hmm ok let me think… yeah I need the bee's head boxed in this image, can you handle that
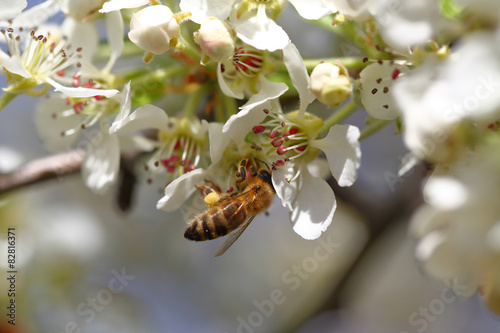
[258,169,273,187]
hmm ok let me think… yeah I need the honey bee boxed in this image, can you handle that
[184,158,275,256]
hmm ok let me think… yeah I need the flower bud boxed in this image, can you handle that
[128,5,179,55]
[62,0,104,21]
[310,62,351,108]
[197,18,235,63]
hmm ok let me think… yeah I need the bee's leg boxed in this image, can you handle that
[203,179,223,194]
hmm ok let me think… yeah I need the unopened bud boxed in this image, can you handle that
[197,18,235,64]
[128,5,180,55]
[62,0,103,21]
[310,62,351,108]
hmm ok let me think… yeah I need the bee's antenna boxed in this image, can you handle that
[255,158,271,171]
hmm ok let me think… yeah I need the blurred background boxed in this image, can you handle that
[1,2,500,333]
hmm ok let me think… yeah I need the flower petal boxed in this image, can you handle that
[222,100,273,143]
[311,124,361,187]
[0,0,26,20]
[217,62,244,99]
[423,176,468,210]
[11,0,60,27]
[240,75,288,111]
[283,42,315,113]
[61,18,99,63]
[46,78,119,98]
[272,164,297,211]
[118,134,156,153]
[36,95,82,152]
[99,0,149,13]
[82,132,120,195]
[103,10,125,72]
[288,0,336,20]
[179,0,235,24]
[290,167,336,239]
[112,104,169,133]
[208,122,227,165]
[234,5,289,52]
[156,168,207,211]
[0,51,30,78]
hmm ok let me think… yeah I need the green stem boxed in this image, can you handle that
[359,119,392,141]
[222,93,237,118]
[320,101,358,136]
[183,84,210,119]
[0,92,17,111]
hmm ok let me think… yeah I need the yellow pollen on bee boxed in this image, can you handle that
[204,192,220,206]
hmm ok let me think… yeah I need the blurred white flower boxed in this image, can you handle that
[99,0,149,13]
[411,141,500,313]
[394,30,500,162]
[128,5,180,55]
[61,0,105,21]
[0,0,27,20]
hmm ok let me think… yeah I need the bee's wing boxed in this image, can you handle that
[214,213,257,257]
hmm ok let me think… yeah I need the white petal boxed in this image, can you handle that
[35,95,82,152]
[359,61,410,120]
[103,10,124,72]
[82,132,120,195]
[0,51,29,78]
[423,176,468,210]
[61,18,98,63]
[156,168,207,211]
[217,62,244,99]
[311,124,361,187]
[272,164,297,211]
[234,5,289,52]
[283,42,316,113]
[46,78,119,98]
[11,0,60,27]
[0,0,26,20]
[240,76,288,111]
[108,82,132,133]
[222,100,272,144]
[179,0,234,24]
[290,167,336,239]
[112,104,169,133]
[288,0,336,20]
[397,152,420,177]
[208,122,227,165]
[118,134,156,153]
[99,0,149,13]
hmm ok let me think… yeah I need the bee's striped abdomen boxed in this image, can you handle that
[184,199,248,242]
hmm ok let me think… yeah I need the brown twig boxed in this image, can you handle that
[0,149,84,195]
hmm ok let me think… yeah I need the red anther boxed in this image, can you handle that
[65,97,71,105]
[296,146,307,152]
[167,165,176,173]
[227,187,234,193]
[161,156,181,167]
[184,165,195,173]
[56,70,65,76]
[281,121,285,127]
[174,140,181,150]
[72,80,80,87]
[284,158,289,162]
[271,137,283,147]
[289,128,299,135]
[284,137,289,141]
[263,109,269,114]
[277,145,287,155]
[73,73,81,79]
[94,95,104,101]
[269,129,279,139]
[391,68,401,80]
[73,102,83,114]
[253,125,266,134]
[275,160,284,166]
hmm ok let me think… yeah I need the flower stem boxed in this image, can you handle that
[183,84,210,119]
[320,101,357,136]
[0,92,17,112]
[359,119,392,141]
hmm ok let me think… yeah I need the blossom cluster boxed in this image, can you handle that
[2,0,500,314]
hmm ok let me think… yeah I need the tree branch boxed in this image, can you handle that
[0,149,84,195]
